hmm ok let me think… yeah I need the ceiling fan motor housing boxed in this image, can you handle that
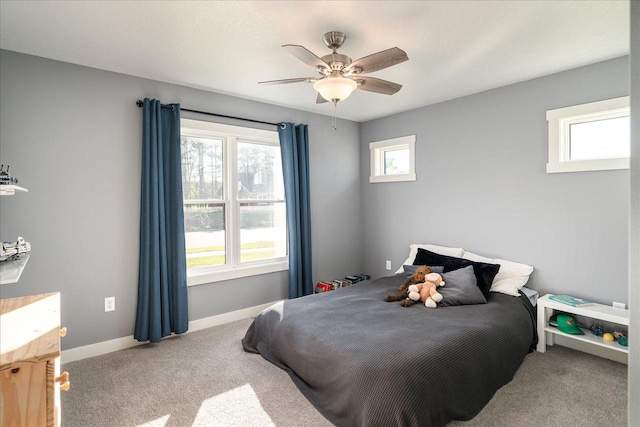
[321,53,352,72]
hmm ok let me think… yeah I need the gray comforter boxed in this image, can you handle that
[242,274,536,427]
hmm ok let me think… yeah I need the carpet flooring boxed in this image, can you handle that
[61,318,627,427]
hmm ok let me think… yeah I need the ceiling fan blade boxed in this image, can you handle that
[283,44,331,72]
[258,77,317,85]
[316,93,328,104]
[354,76,402,95]
[344,47,408,74]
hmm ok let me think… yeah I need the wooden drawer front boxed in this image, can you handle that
[1,361,49,427]
[1,293,61,371]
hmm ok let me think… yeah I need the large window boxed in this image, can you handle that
[546,96,630,173]
[181,119,287,285]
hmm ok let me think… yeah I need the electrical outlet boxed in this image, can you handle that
[105,297,115,312]
[385,260,392,270]
[612,301,625,309]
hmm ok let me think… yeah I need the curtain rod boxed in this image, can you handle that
[135,100,283,128]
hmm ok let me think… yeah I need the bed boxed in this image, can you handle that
[242,245,537,427]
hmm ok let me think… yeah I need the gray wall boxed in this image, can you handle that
[0,49,362,350]
[360,56,630,305]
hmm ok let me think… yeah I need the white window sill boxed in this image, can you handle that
[370,173,417,183]
[546,158,629,173]
[187,259,288,286]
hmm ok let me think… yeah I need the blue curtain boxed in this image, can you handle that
[278,123,313,298]
[135,98,189,343]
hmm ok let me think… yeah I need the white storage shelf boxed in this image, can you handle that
[537,294,629,355]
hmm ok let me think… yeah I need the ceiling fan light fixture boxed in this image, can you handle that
[313,77,358,103]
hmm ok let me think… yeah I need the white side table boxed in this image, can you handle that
[536,294,629,356]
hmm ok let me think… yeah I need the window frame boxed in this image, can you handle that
[546,96,630,173]
[181,119,288,286]
[369,135,417,183]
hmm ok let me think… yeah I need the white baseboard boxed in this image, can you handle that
[188,300,281,332]
[60,300,282,365]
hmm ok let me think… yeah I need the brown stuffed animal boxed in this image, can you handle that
[384,266,431,306]
[407,272,445,308]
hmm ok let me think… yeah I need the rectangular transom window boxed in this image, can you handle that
[546,96,630,173]
[181,119,287,285]
[369,135,416,183]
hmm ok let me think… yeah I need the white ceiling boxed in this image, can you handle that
[0,1,630,122]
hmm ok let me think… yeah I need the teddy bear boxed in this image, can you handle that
[406,272,445,308]
[384,265,431,304]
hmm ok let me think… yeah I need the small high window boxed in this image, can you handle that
[546,96,630,173]
[369,135,416,183]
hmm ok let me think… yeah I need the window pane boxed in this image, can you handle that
[181,136,224,200]
[184,202,225,269]
[239,202,286,263]
[237,142,284,200]
[383,147,409,175]
[569,116,630,161]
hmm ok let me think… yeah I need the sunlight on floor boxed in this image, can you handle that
[136,414,170,427]
[192,383,275,427]
[134,384,274,426]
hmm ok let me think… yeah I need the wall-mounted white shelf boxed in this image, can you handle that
[1,184,31,284]
[0,254,30,285]
[0,185,28,196]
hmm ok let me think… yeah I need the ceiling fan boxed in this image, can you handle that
[259,31,409,105]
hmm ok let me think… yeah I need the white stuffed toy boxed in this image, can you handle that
[408,272,445,308]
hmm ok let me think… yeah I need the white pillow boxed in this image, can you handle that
[462,251,534,296]
[395,243,466,274]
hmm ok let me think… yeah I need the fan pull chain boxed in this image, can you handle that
[331,101,338,131]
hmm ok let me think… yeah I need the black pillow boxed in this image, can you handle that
[402,264,444,277]
[413,248,500,296]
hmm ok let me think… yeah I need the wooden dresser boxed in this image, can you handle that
[0,292,68,426]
